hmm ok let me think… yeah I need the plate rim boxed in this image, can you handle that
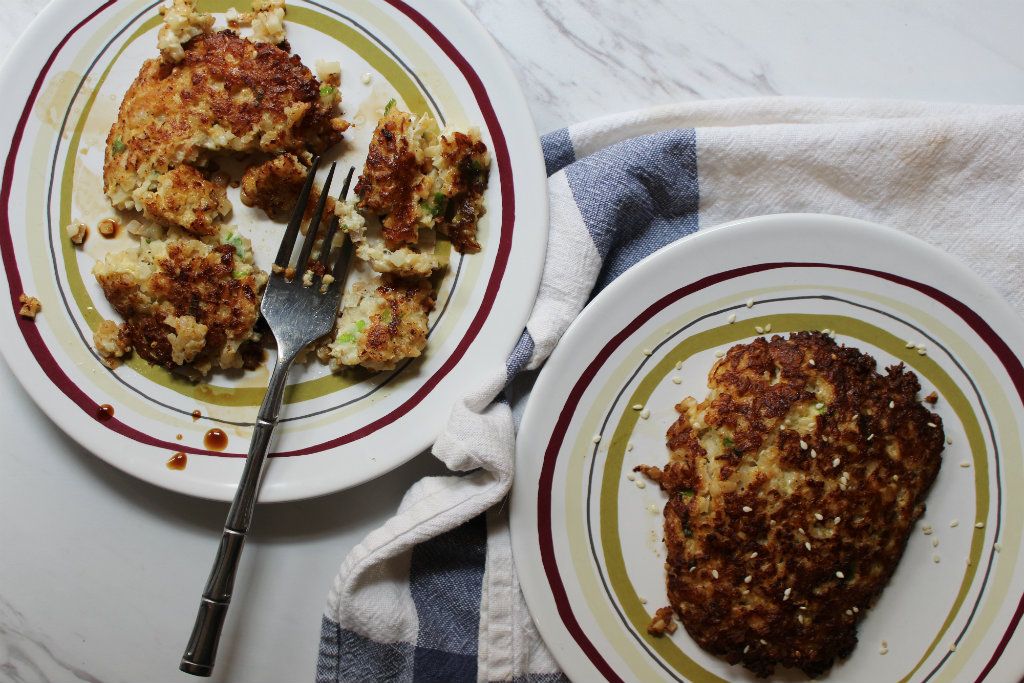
[0,0,548,502]
[511,212,1024,682]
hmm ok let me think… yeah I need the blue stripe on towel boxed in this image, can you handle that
[563,129,699,294]
[410,513,487,682]
[540,128,576,176]
[505,329,536,380]
[317,617,415,683]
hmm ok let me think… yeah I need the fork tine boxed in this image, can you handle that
[294,162,337,275]
[274,155,322,268]
[316,166,356,268]
[331,229,355,284]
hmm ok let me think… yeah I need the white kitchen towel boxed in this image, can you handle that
[316,98,1024,683]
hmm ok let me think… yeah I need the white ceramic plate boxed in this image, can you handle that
[511,215,1024,682]
[0,0,546,502]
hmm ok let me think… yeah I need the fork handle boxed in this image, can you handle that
[180,354,295,677]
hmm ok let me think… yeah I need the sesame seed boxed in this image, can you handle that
[822,328,831,335]
[642,348,653,356]
[627,442,634,452]
[922,525,933,535]
[592,434,602,444]
[879,645,889,655]
[799,605,807,610]
[950,519,959,528]
[916,343,926,351]
[742,589,750,594]
[843,471,850,480]
[836,571,845,579]
[715,350,726,358]
[744,575,752,583]
[765,323,772,332]
[746,298,754,308]
[743,645,750,654]
[947,436,953,445]
[933,554,941,563]
[784,587,792,598]
[833,457,841,467]
[690,566,697,572]
[906,341,915,349]
[798,615,804,624]
[976,522,985,529]
[853,606,859,613]
[830,331,837,339]
[742,506,752,513]
[960,461,971,468]
[810,449,817,458]
[805,541,812,551]
[640,409,650,419]
[760,639,767,645]
[640,597,647,604]
[750,551,758,558]
[892,475,899,481]
[800,440,808,450]
[834,517,841,524]
[728,313,737,324]
[995,542,1002,552]
[798,527,805,535]
[711,569,719,579]
[932,538,940,548]
[814,513,824,521]
[675,361,683,370]
[815,402,825,410]
[918,348,927,356]
[928,422,937,428]
[809,359,816,366]
[626,473,635,481]
[672,376,682,384]
[632,404,643,410]
[755,325,764,334]
[635,479,646,489]
[867,433,875,441]
[889,400,895,409]
[647,504,659,514]
[846,609,853,616]
[361,72,372,84]
[950,643,957,652]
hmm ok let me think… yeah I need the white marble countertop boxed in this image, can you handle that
[1,1,1022,682]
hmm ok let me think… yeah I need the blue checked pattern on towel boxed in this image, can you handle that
[317,100,1024,683]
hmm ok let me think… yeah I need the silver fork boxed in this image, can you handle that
[180,158,355,677]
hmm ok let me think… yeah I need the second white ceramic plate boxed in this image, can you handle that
[512,214,1024,682]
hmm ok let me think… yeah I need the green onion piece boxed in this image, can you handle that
[354,319,367,333]
[337,332,356,344]
[111,137,126,154]
[320,84,335,97]
[384,98,396,114]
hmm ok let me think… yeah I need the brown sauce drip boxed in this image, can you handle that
[96,404,114,421]
[204,428,228,451]
[97,218,120,239]
[166,452,188,470]
[191,409,202,421]
[175,433,183,440]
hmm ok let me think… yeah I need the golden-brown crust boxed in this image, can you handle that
[104,30,347,234]
[354,110,431,246]
[641,332,944,677]
[96,242,261,369]
[434,130,488,253]
[359,275,434,368]
[239,153,332,221]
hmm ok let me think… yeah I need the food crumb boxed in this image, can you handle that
[975,522,985,529]
[647,606,677,636]
[671,376,682,384]
[640,408,650,420]
[933,554,941,563]
[632,403,643,410]
[727,313,736,324]
[626,442,634,452]
[960,460,971,468]
[97,218,118,237]
[641,348,653,356]
[18,294,41,319]
[745,298,753,308]
[755,325,764,334]
[592,434,602,444]
[879,641,889,655]
[635,479,647,489]
[361,72,372,84]
[994,542,1002,552]
[66,220,88,244]
[925,391,938,404]
[950,519,959,528]
[625,472,635,481]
